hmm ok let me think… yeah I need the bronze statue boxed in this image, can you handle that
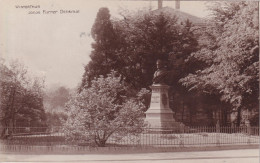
[153,59,169,84]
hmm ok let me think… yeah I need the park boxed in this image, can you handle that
[0,0,259,162]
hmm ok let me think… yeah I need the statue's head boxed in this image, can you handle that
[156,59,164,69]
[153,59,168,84]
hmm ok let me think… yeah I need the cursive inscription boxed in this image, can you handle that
[15,4,80,15]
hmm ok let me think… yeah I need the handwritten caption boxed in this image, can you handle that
[15,5,80,15]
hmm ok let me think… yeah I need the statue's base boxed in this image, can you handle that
[145,118,181,129]
[145,84,182,131]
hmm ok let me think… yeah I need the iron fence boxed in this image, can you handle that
[0,126,259,147]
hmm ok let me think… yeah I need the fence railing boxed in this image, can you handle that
[0,126,259,147]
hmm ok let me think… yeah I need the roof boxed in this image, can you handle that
[152,7,206,26]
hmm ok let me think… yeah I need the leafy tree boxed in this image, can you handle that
[0,59,46,138]
[43,86,70,127]
[115,12,181,88]
[114,11,200,120]
[49,87,70,108]
[64,71,148,147]
[180,2,259,126]
[80,7,119,90]
[45,111,67,127]
[44,86,70,111]
[79,8,202,126]
[80,8,200,91]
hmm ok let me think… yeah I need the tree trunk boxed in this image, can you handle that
[208,110,214,126]
[237,107,241,127]
[181,101,184,121]
[189,110,192,124]
[222,108,227,126]
[9,87,16,135]
[1,120,10,139]
[98,139,106,147]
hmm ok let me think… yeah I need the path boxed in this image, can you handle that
[0,148,259,163]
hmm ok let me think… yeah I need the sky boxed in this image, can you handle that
[0,0,209,89]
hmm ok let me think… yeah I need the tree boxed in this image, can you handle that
[115,12,181,88]
[43,86,70,112]
[64,71,148,147]
[80,8,200,92]
[0,59,46,138]
[43,86,70,127]
[180,2,259,126]
[45,111,67,127]
[80,7,119,90]
[114,11,200,120]
[79,8,202,126]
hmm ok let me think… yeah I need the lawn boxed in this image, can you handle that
[1,131,259,147]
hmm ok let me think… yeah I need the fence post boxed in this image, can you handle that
[245,120,251,135]
[216,121,220,146]
[179,123,185,147]
[216,120,220,133]
[245,120,251,144]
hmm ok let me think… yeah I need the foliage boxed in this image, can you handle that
[249,113,259,126]
[180,2,259,117]
[80,7,119,90]
[43,86,70,127]
[45,86,70,109]
[79,7,204,125]
[81,8,199,90]
[115,11,199,89]
[0,59,47,138]
[45,111,68,127]
[64,71,148,147]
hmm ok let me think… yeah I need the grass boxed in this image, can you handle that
[0,131,259,154]
[1,132,258,147]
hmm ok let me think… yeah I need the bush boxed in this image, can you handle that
[63,71,148,147]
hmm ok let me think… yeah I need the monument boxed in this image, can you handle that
[145,60,180,129]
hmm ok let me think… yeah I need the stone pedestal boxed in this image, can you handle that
[145,84,180,129]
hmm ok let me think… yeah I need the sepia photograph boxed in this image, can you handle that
[0,0,259,162]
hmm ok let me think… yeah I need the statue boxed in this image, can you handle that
[145,59,181,129]
[153,59,169,84]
